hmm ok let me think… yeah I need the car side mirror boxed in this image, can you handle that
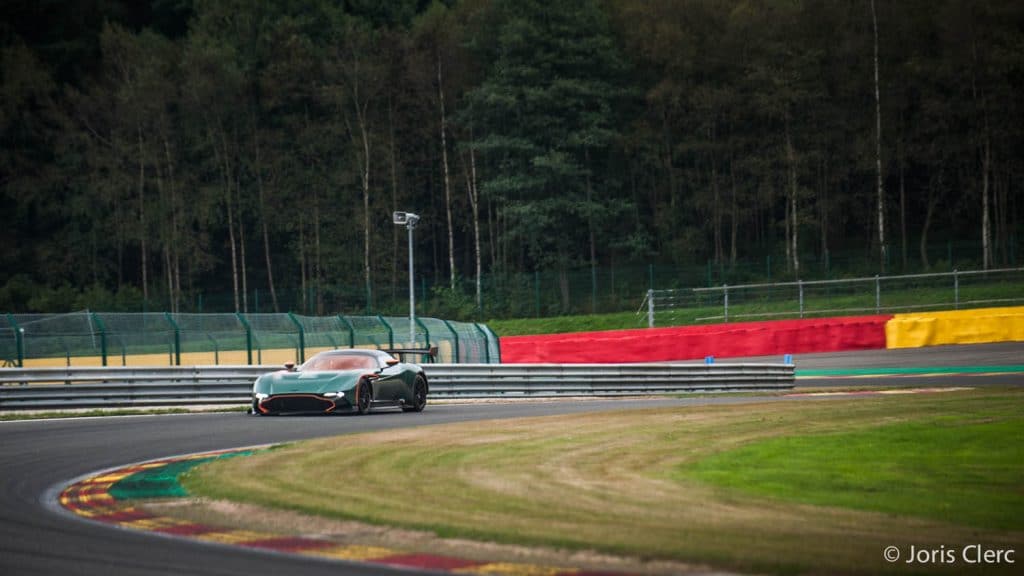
[386,359,399,367]
[284,361,296,371]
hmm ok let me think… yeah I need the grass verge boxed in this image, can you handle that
[183,389,1023,575]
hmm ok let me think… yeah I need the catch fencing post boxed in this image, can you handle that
[9,314,24,368]
[338,315,355,348]
[954,269,960,309]
[442,320,461,363]
[875,275,881,314]
[415,317,430,349]
[647,289,655,328]
[236,313,253,365]
[481,323,501,363]
[377,315,394,349]
[473,323,491,363]
[723,284,729,322]
[287,313,305,363]
[798,280,804,318]
[164,313,181,366]
[91,313,108,367]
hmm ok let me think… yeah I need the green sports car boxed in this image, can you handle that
[251,348,431,415]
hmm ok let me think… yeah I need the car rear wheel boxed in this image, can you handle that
[356,379,373,415]
[402,375,427,413]
[250,398,264,416]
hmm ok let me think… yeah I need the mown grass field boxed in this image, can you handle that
[183,389,1023,575]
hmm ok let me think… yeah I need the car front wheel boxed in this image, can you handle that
[356,379,373,415]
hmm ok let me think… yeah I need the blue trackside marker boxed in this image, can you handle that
[784,354,793,365]
[704,355,714,365]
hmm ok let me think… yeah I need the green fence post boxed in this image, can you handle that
[481,323,501,364]
[206,333,220,365]
[91,313,108,367]
[287,312,306,362]
[338,315,355,348]
[164,312,181,366]
[442,320,460,363]
[8,314,24,368]
[377,315,394,349]
[236,313,253,365]
[473,323,491,364]
[414,317,431,362]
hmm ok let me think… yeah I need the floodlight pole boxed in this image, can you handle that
[394,212,420,345]
[407,219,415,344]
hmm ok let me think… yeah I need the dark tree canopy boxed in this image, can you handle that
[1,0,1022,316]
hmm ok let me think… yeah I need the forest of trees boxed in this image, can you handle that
[1,0,1022,317]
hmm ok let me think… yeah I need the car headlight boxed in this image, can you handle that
[323,391,345,398]
[254,393,269,400]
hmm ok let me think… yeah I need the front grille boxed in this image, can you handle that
[262,395,333,414]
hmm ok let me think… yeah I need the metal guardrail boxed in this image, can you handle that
[0,364,793,410]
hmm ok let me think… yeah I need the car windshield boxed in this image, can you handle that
[301,354,378,371]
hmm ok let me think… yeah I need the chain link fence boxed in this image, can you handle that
[642,267,1024,326]
[0,313,499,368]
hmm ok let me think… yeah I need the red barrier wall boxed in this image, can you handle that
[499,315,892,363]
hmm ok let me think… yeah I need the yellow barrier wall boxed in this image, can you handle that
[885,306,1024,349]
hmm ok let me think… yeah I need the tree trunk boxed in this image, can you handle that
[116,201,124,290]
[437,50,456,291]
[208,122,241,313]
[339,37,374,313]
[871,0,886,272]
[461,136,483,310]
[663,111,676,211]
[347,87,373,313]
[162,134,180,313]
[899,137,907,271]
[240,218,248,313]
[920,175,941,269]
[585,149,597,314]
[299,212,308,314]
[710,123,722,264]
[314,191,323,315]
[982,130,992,269]
[137,127,148,304]
[819,154,829,269]
[784,113,799,275]
[487,194,496,274]
[388,94,399,302]
[729,154,738,266]
[251,115,280,313]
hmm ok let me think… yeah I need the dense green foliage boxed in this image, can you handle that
[2,0,1022,317]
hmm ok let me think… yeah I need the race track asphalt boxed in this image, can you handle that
[2,342,1021,576]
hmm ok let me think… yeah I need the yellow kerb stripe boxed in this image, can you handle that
[456,563,575,576]
[194,530,276,544]
[304,545,398,561]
